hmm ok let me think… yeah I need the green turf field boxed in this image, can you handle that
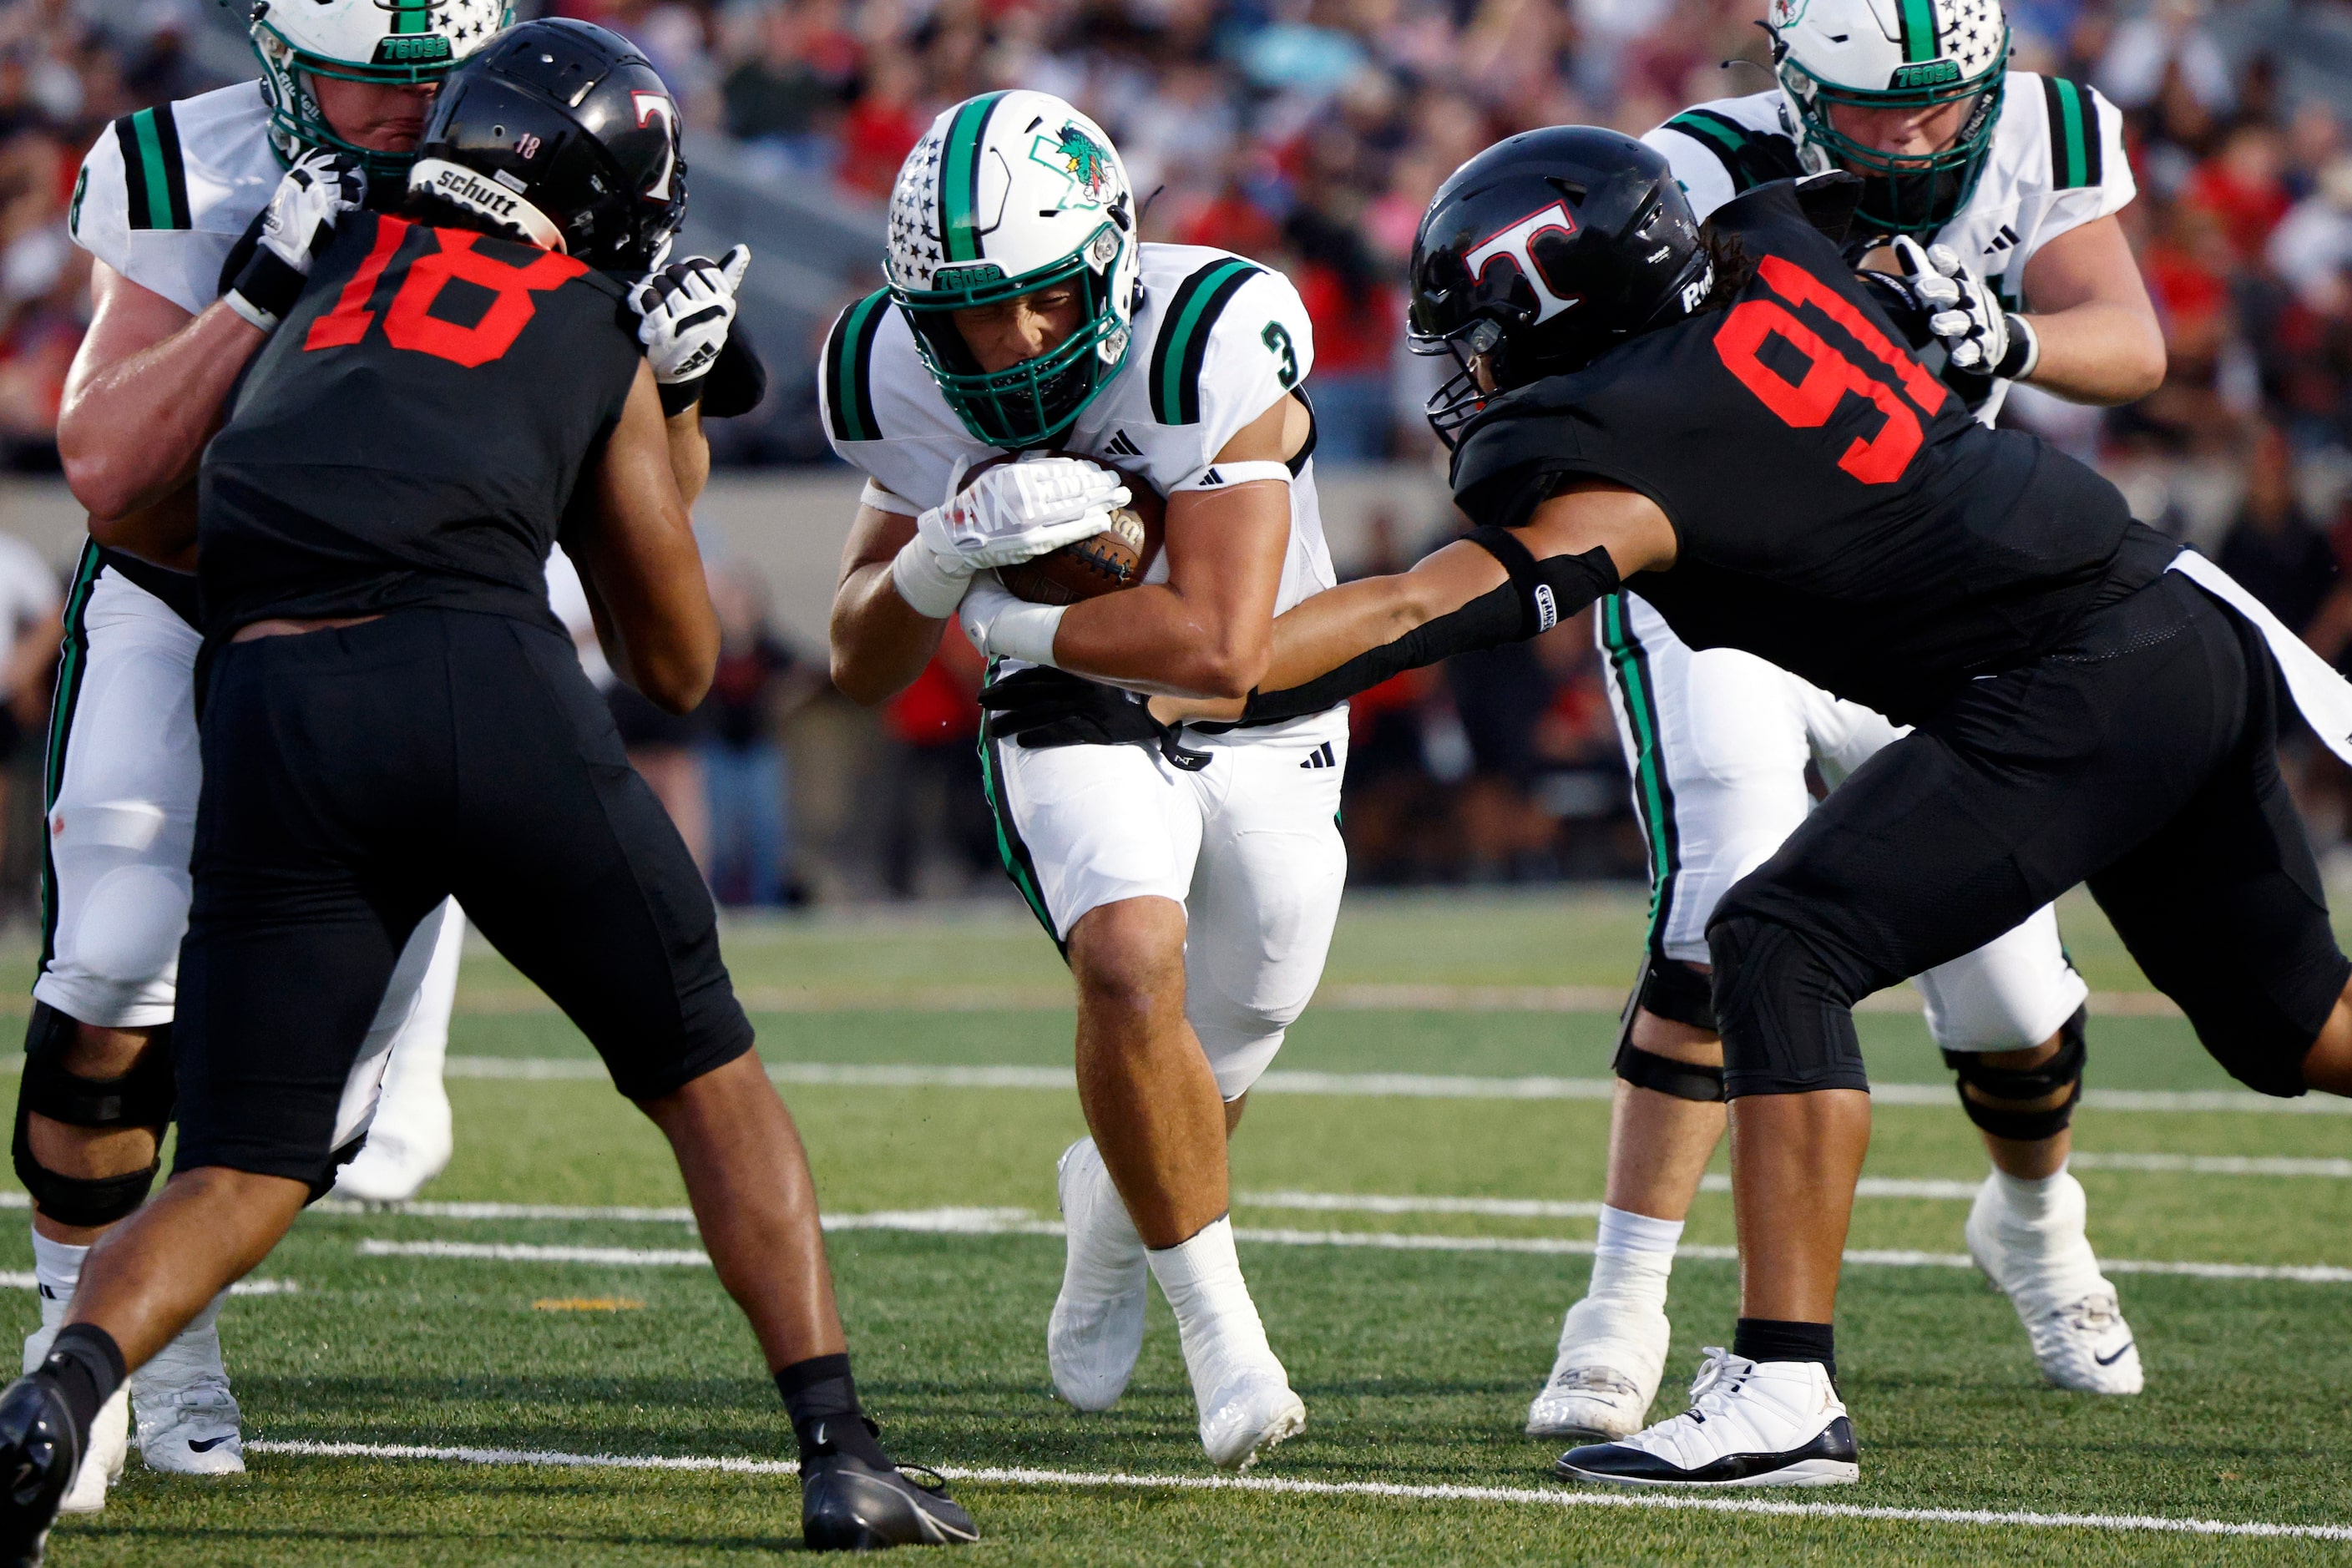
[8,888,2352,1564]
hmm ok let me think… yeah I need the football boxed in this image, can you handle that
[965,453,1166,605]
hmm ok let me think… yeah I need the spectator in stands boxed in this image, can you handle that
[703,560,813,907]
[2218,422,2337,634]
[0,528,56,902]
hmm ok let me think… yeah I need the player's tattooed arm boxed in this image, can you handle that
[2011,215,2166,406]
[1225,479,1676,724]
[58,263,265,532]
[566,361,721,714]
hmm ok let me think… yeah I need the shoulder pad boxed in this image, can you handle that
[822,288,892,444]
[2037,77,2106,192]
[1658,108,1803,198]
[1146,255,1266,426]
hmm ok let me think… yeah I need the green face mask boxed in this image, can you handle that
[890,225,1131,450]
[1783,33,2008,236]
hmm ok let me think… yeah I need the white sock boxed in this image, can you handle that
[30,1232,85,1323]
[1148,1216,1271,1359]
[1992,1165,2074,1227]
[1588,1205,1681,1304]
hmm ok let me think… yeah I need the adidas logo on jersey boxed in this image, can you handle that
[1300,741,1337,770]
[1103,429,1142,458]
[1198,467,1226,486]
[1985,225,2021,255]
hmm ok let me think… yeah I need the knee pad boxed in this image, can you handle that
[12,1002,174,1227]
[1706,912,1871,1097]
[1630,953,1717,1033]
[1612,1039,1725,1102]
[1941,1007,2086,1142]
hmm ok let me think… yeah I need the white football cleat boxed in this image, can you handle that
[331,1093,453,1206]
[1046,1137,1149,1412]
[24,1324,127,1512]
[1185,1332,1305,1471]
[1526,1292,1672,1439]
[131,1307,245,1475]
[1556,1348,1859,1488]
[1965,1171,2142,1395]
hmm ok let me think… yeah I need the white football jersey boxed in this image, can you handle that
[69,81,281,316]
[1646,73,2132,420]
[822,242,1337,618]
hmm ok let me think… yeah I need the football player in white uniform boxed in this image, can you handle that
[34,0,506,1506]
[827,91,1340,1470]
[1527,0,2168,1444]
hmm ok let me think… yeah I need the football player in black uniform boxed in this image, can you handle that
[0,22,974,1559]
[1009,127,2352,1486]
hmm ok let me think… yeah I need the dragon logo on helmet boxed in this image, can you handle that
[1029,124,1116,212]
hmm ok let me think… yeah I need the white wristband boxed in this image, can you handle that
[889,534,970,620]
[1173,459,1293,493]
[221,289,279,333]
[989,600,1068,666]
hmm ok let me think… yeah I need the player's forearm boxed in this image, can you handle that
[91,486,200,572]
[58,301,266,522]
[827,563,946,706]
[663,407,711,509]
[1047,585,1273,699]
[2015,299,2167,406]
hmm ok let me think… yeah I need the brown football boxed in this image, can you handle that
[964,453,1166,606]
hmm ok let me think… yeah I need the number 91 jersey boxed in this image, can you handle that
[822,242,1338,617]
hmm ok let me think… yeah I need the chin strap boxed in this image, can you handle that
[1241,533,1618,725]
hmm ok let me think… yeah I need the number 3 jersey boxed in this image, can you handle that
[820,242,1338,619]
[1450,180,2163,728]
[198,211,640,641]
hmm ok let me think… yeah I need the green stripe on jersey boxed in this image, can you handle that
[825,290,890,443]
[938,93,1005,264]
[2042,77,2101,190]
[1148,258,1262,426]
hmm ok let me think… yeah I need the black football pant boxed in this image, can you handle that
[174,608,755,1191]
[1709,572,2351,1100]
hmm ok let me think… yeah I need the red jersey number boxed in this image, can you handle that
[1710,255,1944,487]
[305,220,589,367]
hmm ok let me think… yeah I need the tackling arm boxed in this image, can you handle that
[1232,480,1677,723]
[57,262,267,541]
[2014,215,2167,405]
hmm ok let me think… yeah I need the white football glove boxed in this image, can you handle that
[224,150,364,331]
[956,569,1067,667]
[888,453,1127,620]
[1890,234,2037,381]
[632,245,751,401]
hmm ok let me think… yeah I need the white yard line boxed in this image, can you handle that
[240,1438,2352,1541]
[427,1056,2352,1115]
[354,1212,2352,1283]
[2068,1152,2352,1178]
[0,1270,296,1295]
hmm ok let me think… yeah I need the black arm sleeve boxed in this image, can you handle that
[1239,540,1619,724]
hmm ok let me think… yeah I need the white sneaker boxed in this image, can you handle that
[1046,1138,1149,1412]
[1526,1292,1672,1439]
[331,1094,453,1206]
[1965,1172,2142,1394]
[132,1323,245,1475]
[1556,1349,1859,1487]
[1183,1331,1306,1471]
[24,1325,127,1513]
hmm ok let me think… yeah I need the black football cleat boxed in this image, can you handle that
[799,1419,978,1550]
[0,1373,82,1567]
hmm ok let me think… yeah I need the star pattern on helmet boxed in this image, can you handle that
[886,126,950,286]
[1939,0,2004,73]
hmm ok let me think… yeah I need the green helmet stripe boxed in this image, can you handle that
[1151,258,1261,424]
[1897,0,1939,63]
[392,0,428,34]
[938,92,1006,264]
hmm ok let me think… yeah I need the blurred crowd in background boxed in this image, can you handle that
[0,0,2346,906]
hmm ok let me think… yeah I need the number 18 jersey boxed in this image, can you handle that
[198,212,641,641]
[1450,181,2149,726]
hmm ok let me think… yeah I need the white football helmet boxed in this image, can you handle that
[1766,0,2010,234]
[884,89,1143,448]
[249,0,512,179]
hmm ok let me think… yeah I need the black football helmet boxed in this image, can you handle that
[405,19,685,273]
[1409,127,1712,447]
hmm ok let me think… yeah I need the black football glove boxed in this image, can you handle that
[979,666,1209,771]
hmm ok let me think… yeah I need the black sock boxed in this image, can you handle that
[776,1353,890,1468]
[1732,1318,1836,1383]
[40,1324,126,1442]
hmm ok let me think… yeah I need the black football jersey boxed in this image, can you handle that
[199,211,641,640]
[1449,181,2160,725]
